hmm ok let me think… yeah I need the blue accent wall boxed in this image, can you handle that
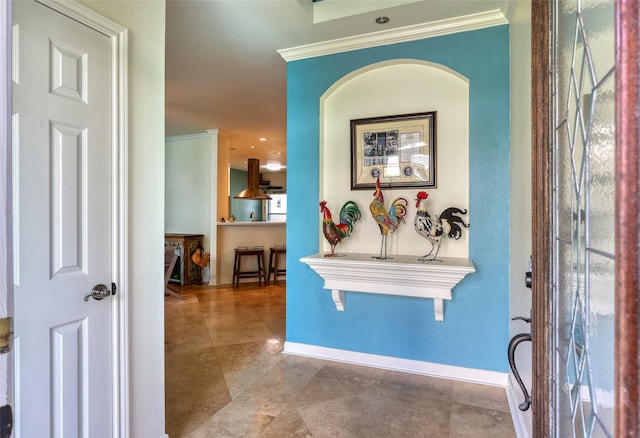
[286,25,511,372]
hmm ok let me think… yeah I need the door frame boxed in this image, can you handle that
[531,0,552,435]
[614,0,640,436]
[0,0,11,412]
[531,0,640,436]
[1,1,130,435]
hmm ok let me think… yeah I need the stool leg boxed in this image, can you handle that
[262,252,267,285]
[233,252,239,287]
[256,253,262,286]
[273,252,278,282]
[277,252,281,280]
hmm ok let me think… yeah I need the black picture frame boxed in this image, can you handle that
[350,112,436,190]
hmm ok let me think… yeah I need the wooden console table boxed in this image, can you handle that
[165,234,203,285]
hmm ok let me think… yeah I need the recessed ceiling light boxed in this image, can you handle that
[250,145,256,149]
[258,137,267,141]
[276,152,282,155]
[375,16,389,24]
[265,163,282,171]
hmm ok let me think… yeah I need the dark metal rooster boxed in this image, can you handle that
[414,191,469,261]
[320,200,361,257]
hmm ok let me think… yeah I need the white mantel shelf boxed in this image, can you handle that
[300,253,476,322]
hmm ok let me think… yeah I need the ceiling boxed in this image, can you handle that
[165,0,510,173]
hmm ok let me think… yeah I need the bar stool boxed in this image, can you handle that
[268,245,286,283]
[233,246,266,287]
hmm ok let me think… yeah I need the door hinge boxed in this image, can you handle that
[0,405,12,438]
[0,318,12,354]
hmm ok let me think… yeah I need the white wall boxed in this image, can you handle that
[166,133,212,283]
[509,1,533,436]
[78,1,166,436]
[321,60,470,258]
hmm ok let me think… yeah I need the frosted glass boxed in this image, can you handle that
[553,0,615,436]
[587,75,615,255]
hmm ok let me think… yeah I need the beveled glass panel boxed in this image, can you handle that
[587,75,615,255]
[556,1,579,126]
[557,369,575,437]
[557,242,575,336]
[580,0,615,84]
[553,0,615,436]
[557,121,575,242]
[586,251,614,435]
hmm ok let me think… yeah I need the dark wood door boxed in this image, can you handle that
[531,0,640,436]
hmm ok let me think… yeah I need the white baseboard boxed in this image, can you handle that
[506,373,532,438]
[283,341,509,387]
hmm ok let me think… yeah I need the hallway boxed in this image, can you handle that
[164,283,516,437]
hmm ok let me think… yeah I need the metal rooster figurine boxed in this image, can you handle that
[369,177,408,259]
[320,200,361,257]
[414,191,469,261]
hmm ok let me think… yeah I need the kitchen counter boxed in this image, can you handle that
[216,222,286,284]
[218,221,285,226]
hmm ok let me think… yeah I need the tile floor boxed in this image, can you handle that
[164,282,516,438]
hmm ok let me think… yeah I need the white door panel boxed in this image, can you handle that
[12,1,114,436]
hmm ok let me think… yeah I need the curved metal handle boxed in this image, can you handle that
[508,332,532,411]
[84,284,110,302]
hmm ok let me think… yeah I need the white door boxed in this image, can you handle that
[12,1,114,436]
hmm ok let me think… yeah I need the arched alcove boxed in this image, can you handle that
[319,60,470,258]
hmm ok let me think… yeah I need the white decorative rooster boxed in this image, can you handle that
[414,191,469,261]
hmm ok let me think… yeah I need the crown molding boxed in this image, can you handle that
[500,0,516,23]
[278,9,508,62]
[165,132,213,142]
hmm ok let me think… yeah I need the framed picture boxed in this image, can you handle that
[350,112,436,190]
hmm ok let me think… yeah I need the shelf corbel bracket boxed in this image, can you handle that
[434,299,444,322]
[331,289,345,311]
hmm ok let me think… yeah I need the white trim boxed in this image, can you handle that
[207,129,218,286]
[501,0,516,23]
[0,0,12,409]
[114,23,129,438]
[37,0,125,37]
[33,1,130,436]
[278,9,508,62]
[507,373,532,438]
[165,132,212,142]
[283,341,509,387]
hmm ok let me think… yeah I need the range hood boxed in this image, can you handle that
[233,158,272,200]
